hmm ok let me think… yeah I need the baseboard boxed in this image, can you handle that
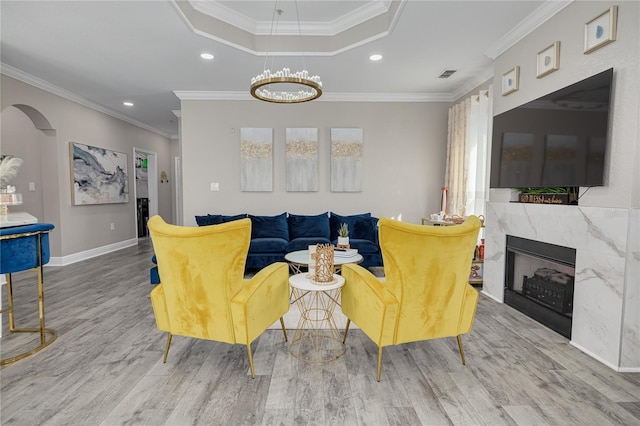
[480,290,503,304]
[568,340,635,372]
[48,238,138,267]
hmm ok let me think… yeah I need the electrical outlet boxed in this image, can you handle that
[28,182,36,191]
[110,223,115,231]
[210,182,219,191]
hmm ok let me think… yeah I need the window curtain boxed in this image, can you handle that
[444,86,493,217]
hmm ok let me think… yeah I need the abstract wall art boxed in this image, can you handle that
[286,128,318,192]
[70,142,129,205]
[330,128,363,192]
[240,128,273,192]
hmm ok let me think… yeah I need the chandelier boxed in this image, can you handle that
[249,2,323,103]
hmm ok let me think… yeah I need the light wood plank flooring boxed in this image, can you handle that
[1,239,639,425]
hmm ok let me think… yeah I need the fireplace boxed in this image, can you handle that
[504,235,576,338]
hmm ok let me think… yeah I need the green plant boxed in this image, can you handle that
[515,187,570,194]
[338,223,349,238]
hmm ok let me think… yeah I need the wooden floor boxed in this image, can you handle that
[1,239,639,425]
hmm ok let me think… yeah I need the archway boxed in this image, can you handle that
[0,104,61,253]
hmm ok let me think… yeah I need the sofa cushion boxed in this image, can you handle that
[288,212,330,240]
[285,237,332,253]
[249,237,288,253]
[353,216,378,242]
[329,212,371,240]
[249,213,289,240]
[195,213,247,226]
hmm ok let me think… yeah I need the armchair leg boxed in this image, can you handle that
[377,346,383,382]
[246,343,255,379]
[279,317,288,342]
[342,319,351,344]
[456,335,466,365]
[162,333,173,363]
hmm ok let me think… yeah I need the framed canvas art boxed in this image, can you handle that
[286,128,318,192]
[584,6,618,54]
[331,128,363,192]
[240,128,273,192]
[70,142,129,205]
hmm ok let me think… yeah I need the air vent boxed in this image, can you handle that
[438,70,457,78]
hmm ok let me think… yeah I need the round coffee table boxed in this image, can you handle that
[288,273,346,363]
[284,249,363,274]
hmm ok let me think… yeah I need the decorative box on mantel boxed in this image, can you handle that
[518,192,576,205]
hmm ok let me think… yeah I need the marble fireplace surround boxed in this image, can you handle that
[483,201,639,372]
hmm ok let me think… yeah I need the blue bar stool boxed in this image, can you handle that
[1,223,57,365]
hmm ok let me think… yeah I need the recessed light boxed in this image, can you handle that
[200,53,214,60]
[369,54,382,61]
[123,101,134,107]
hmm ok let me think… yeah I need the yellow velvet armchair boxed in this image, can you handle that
[341,216,482,381]
[147,216,289,378]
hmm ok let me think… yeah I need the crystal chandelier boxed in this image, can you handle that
[249,2,323,104]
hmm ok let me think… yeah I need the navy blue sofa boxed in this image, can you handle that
[195,211,382,270]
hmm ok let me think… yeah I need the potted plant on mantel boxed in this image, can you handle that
[337,223,350,247]
[516,187,578,205]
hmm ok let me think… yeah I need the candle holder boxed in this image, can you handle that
[313,244,335,284]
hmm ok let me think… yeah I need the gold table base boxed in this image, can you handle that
[289,286,345,363]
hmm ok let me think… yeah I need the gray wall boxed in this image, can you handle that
[1,74,175,259]
[179,100,451,225]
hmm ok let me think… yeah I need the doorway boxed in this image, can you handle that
[133,148,158,238]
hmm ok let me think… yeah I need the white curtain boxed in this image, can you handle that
[444,86,493,218]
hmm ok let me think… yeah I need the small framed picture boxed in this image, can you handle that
[536,41,560,78]
[584,5,618,54]
[501,66,519,96]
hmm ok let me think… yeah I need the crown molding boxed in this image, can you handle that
[484,0,573,59]
[451,67,495,101]
[173,90,453,103]
[1,64,172,139]
[190,0,392,37]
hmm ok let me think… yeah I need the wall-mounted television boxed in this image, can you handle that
[490,68,613,188]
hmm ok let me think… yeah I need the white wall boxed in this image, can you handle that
[179,99,451,225]
[1,74,175,259]
[485,1,639,370]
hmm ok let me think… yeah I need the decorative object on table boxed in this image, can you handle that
[240,128,273,192]
[440,186,448,214]
[516,187,577,205]
[0,223,57,365]
[501,66,519,96]
[337,223,350,248]
[341,216,483,381]
[249,3,322,103]
[286,128,318,192]
[314,244,335,284]
[331,128,363,192]
[0,156,24,216]
[70,142,129,205]
[584,5,618,54]
[537,41,560,78]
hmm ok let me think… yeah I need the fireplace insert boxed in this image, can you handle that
[504,235,576,338]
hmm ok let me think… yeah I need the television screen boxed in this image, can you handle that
[490,68,613,188]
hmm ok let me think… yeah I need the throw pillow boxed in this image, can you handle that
[288,212,330,240]
[249,213,289,240]
[195,214,247,226]
[329,212,371,240]
[353,217,378,242]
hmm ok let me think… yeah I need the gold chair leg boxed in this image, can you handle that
[162,333,173,363]
[37,265,46,344]
[6,273,15,331]
[279,317,288,342]
[457,335,466,365]
[342,319,351,344]
[377,346,383,382]
[247,343,255,379]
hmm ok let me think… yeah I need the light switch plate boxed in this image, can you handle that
[28,182,36,191]
[210,182,219,191]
